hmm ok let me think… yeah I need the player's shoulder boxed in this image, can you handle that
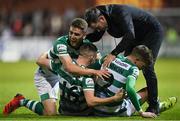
[129,65,139,79]
[83,38,91,43]
[54,35,68,45]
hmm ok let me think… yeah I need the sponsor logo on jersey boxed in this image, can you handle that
[57,44,67,53]
[85,78,94,85]
[114,59,130,70]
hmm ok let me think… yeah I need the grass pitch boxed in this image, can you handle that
[0,58,180,121]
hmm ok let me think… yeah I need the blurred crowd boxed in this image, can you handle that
[158,16,180,43]
[0,8,180,43]
[0,8,79,38]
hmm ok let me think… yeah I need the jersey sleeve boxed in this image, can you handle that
[126,67,141,112]
[51,37,69,57]
[129,66,139,80]
[82,77,95,91]
[49,60,62,73]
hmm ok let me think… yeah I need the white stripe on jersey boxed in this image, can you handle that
[108,85,120,93]
[57,53,69,57]
[107,68,126,84]
[83,89,94,91]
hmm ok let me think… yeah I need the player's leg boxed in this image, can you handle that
[116,88,147,117]
[137,87,177,113]
[3,69,46,116]
[3,93,45,116]
[136,87,148,105]
[40,81,59,115]
[34,69,59,115]
[142,29,163,114]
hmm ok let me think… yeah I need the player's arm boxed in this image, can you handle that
[36,52,50,69]
[84,90,124,107]
[111,10,135,56]
[126,75,142,112]
[59,55,110,79]
[126,75,156,118]
[83,77,124,107]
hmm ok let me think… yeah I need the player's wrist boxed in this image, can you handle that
[86,68,96,76]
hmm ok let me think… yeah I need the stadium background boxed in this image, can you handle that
[0,0,180,120]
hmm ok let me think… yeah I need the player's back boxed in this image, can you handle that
[51,60,94,115]
[95,55,139,114]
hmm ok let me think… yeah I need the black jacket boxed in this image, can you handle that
[86,4,163,55]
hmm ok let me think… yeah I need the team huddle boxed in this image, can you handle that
[3,4,177,118]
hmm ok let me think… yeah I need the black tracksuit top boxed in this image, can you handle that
[86,4,163,56]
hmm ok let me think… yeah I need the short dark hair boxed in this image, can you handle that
[71,18,88,32]
[79,43,98,57]
[131,45,153,66]
[84,7,102,26]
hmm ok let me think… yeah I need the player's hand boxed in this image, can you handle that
[139,111,157,118]
[113,88,125,102]
[93,69,111,80]
[102,54,116,68]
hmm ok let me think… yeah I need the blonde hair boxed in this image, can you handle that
[71,18,88,32]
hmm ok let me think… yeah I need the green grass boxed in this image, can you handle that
[0,58,180,121]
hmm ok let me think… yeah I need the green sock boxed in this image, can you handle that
[20,99,44,115]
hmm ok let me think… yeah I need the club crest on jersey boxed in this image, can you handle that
[85,78,94,85]
[114,59,130,70]
[57,44,67,52]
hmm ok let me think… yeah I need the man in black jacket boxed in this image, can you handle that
[84,4,163,115]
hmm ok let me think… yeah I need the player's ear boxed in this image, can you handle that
[98,15,105,22]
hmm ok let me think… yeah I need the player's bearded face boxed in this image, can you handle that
[69,26,85,47]
[90,16,107,31]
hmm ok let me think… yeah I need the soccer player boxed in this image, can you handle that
[51,43,125,116]
[3,18,109,116]
[84,4,164,114]
[94,45,177,118]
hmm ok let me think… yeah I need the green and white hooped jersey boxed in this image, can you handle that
[95,55,139,114]
[48,35,91,62]
[37,35,89,77]
[51,60,94,113]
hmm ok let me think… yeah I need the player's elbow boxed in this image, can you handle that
[36,53,48,67]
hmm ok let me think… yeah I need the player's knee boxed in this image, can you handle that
[42,98,57,116]
[44,108,57,116]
